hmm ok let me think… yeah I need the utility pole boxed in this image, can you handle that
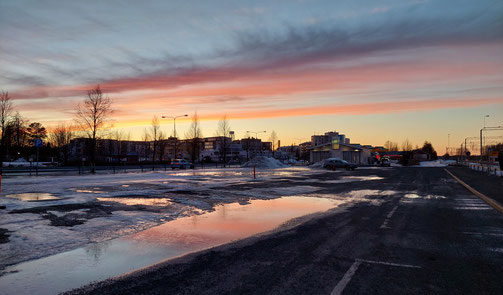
[447,134,450,155]
[162,114,187,160]
[246,130,266,158]
[480,128,483,162]
[480,126,503,163]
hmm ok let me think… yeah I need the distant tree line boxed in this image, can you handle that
[0,86,247,170]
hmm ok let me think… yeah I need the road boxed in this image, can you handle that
[66,167,503,294]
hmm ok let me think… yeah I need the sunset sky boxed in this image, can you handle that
[1,0,502,152]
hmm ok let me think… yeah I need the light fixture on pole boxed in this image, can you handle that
[162,114,188,160]
[246,131,267,157]
[246,130,266,139]
[447,134,450,155]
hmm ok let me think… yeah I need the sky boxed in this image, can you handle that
[1,0,502,153]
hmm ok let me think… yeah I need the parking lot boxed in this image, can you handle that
[56,166,503,294]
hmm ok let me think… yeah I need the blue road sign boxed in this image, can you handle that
[34,139,43,147]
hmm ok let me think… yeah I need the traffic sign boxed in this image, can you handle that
[34,139,43,147]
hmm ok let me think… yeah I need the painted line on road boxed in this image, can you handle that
[444,169,503,215]
[331,261,361,295]
[330,258,421,294]
[355,258,422,268]
[380,205,398,229]
[459,231,503,237]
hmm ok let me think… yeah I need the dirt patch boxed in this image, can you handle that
[0,228,10,244]
[8,202,149,227]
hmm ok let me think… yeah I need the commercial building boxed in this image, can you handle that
[309,131,372,164]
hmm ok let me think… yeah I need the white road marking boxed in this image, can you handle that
[330,258,421,294]
[460,231,503,236]
[331,261,361,295]
[355,258,422,268]
[380,205,398,229]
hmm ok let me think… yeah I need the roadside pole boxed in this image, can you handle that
[0,170,4,209]
[34,139,43,176]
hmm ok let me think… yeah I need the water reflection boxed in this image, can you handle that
[130,197,336,246]
[96,197,172,206]
[5,193,61,202]
[85,241,110,265]
[0,196,337,295]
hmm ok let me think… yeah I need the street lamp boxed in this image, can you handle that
[246,131,266,159]
[162,114,188,160]
[246,130,266,139]
[447,134,450,155]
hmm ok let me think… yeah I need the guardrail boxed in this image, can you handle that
[460,161,502,177]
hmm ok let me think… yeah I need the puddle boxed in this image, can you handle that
[74,189,105,194]
[295,175,384,184]
[97,197,173,206]
[5,193,61,202]
[404,194,446,199]
[0,196,337,295]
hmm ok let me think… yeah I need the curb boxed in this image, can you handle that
[444,168,503,215]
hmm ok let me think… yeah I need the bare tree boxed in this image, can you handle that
[9,112,28,148]
[75,85,113,172]
[269,130,278,157]
[215,115,231,166]
[49,122,74,164]
[401,138,413,152]
[150,115,161,163]
[0,91,13,161]
[384,140,398,151]
[185,112,203,163]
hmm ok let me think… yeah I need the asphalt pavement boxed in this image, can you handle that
[65,167,503,295]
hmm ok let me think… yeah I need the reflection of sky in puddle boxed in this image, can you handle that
[97,197,172,206]
[0,196,337,295]
[74,189,105,194]
[295,175,384,184]
[5,193,61,202]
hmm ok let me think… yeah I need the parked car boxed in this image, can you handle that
[380,157,391,167]
[323,158,357,170]
[171,159,194,169]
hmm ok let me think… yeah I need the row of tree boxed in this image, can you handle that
[1,86,280,170]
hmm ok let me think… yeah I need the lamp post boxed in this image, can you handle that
[446,134,450,156]
[162,114,188,160]
[480,125,503,163]
[484,115,489,128]
[246,130,266,157]
[483,115,489,153]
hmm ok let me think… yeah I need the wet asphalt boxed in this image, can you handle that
[65,167,503,295]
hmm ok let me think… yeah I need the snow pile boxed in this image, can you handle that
[309,161,324,168]
[2,158,51,167]
[242,156,289,169]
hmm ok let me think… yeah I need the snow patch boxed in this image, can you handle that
[242,156,289,169]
